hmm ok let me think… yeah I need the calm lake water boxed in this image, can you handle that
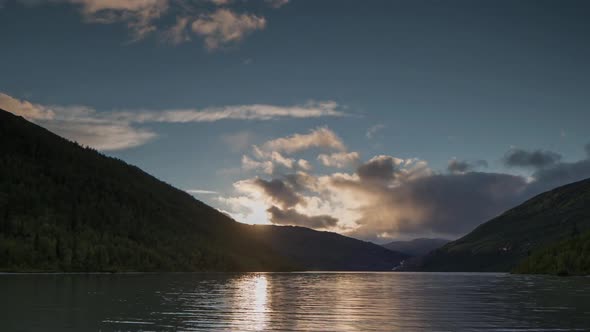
[1,272,589,331]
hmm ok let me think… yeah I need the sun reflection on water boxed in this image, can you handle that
[232,273,269,331]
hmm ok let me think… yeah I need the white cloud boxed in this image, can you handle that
[240,151,296,174]
[317,151,360,168]
[9,0,286,49]
[242,155,274,174]
[0,92,344,151]
[67,0,170,41]
[270,151,295,168]
[186,189,218,195]
[297,159,312,171]
[8,0,168,41]
[261,126,346,155]
[69,0,167,13]
[43,120,156,151]
[192,9,266,50]
[0,92,55,120]
[0,93,156,150]
[114,101,344,123]
[233,126,352,176]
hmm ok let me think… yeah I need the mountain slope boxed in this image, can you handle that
[0,109,406,272]
[417,178,590,272]
[514,230,590,276]
[382,238,449,257]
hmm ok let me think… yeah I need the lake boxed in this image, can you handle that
[1,272,589,331]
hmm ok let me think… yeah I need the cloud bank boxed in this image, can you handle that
[220,127,590,242]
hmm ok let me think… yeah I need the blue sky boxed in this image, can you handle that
[1,0,589,242]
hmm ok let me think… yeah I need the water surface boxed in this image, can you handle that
[1,272,589,331]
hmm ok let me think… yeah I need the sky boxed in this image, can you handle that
[1,0,589,243]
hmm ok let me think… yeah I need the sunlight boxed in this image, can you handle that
[231,274,269,331]
[253,274,268,319]
[222,196,272,225]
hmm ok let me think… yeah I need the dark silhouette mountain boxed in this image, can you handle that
[416,178,590,272]
[0,109,406,272]
[252,225,407,270]
[382,238,449,257]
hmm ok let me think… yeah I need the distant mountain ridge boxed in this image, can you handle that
[416,177,590,272]
[0,108,407,272]
[382,238,449,257]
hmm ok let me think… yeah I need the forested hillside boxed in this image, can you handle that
[514,230,590,276]
[0,109,405,272]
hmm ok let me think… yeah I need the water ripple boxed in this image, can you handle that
[0,272,589,331]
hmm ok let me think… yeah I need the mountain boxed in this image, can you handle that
[382,238,449,257]
[252,225,407,270]
[416,178,590,272]
[0,109,406,272]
